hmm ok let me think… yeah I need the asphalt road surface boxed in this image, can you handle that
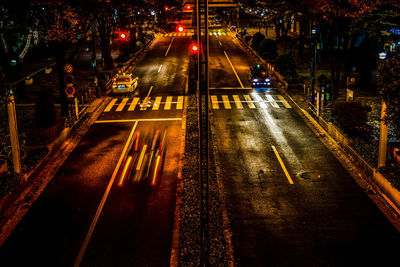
[0,33,189,267]
[209,29,400,266]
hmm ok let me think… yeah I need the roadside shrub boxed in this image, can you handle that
[251,32,265,51]
[258,38,277,62]
[331,101,372,134]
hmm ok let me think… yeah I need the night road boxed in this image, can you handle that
[0,33,189,266]
[1,12,400,267]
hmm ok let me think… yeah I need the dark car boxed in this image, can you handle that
[250,64,271,87]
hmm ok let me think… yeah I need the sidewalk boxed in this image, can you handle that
[0,96,109,245]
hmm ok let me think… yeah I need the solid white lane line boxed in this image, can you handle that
[244,95,256,109]
[164,36,175,57]
[223,51,244,88]
[278,95,292,108]
[152,96,162,110]
[222,95,231,109]
[253,94,267,109]
[164,96,173,110]
[266,95,280,108]
[128,97,140,111]
[233,95,243,109]
[211,95,219,109]
[95,118,182,124]
[116,98,129,112]
[158,64,163,73]
[104,98,118,112]
[177,96,184,110]
[74,121,139,267]
[271,145,294,184]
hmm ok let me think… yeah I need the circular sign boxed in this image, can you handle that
[350,77,356,83]
[63,63,74,74]
[65,86,75,96]
[64,75,74,85]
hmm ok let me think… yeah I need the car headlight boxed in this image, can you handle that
[252,78,258,82]
[113,84,117,88]
[265,78,270,82]
[127,84,132,87]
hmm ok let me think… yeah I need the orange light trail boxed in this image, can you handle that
[118,156,132,186]
[135,132,140,151]
[151,155,161,186]
[136,145,148,171]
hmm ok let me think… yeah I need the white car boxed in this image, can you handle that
[112,73,138,93]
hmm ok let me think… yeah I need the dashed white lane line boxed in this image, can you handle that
[164,36,175,57]
[223,51,244,89]
[158,64,163,73]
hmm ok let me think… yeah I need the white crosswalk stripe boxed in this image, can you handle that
[103,94,291,113]
[266,95,279,108]
[116,98,129,111]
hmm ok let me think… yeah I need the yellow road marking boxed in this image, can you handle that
[74,121,139,267]
[233,95,243,109]
[271,145,294,184]
[141,86,154,111]
[104,98,117,112]
[244,95,256,109]
[266,95,280,108]
[128,97,139,111]
[164,96,172,110]
[219,41,222,46]
[116,98,129,112]
[95,118,182,123]
[278,95,292,108]
[222,95,231,109]
[152,96,162,110]
[165,36,175,56]
[177,96,184,109]
[158,64,163,72]
[211,95,219,109]
[223,51,244,88]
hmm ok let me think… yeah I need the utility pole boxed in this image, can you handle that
[378,100,388,168]
[311,28,317,108]
[7,94,21,175]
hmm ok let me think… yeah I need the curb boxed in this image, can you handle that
[0,97,109,245]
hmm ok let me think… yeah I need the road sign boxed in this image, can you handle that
[65,86,75,97]
[64,75,74,86]
[63,63,74,74]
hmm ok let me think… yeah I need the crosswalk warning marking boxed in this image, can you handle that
[165,96,173,110]
[140,97,150,111]
[222,32,226,36]
[277,95,292,108]
[211,95,219,109]
[152,96,162,110]
[233,95,243,109]
[128,97,140,111]
[177,96,184,110]
[213,32,217,36]
[104,98,118,112]
[177,33,181,37]
[209,32,213,36]
[222,95,231,109]
[243,95,256,109]
[116,98,129,112]
[253,94,267,109]
[266,95,279,108]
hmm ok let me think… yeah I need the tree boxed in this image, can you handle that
[251,32,265,51]
[258,38,278,61]
[378,50,400,139]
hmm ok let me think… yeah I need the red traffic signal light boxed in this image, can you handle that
[185,4,191,10]
[177,25,184,32]
[191,43,199,53]
[164,5,169,11]
[119,31,128,41]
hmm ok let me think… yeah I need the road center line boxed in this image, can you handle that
[158,64,163,72]
[164,36,175,57]
[271,145,294,184]
[95,118,182,123]
[223,50,244,88]
[74,121,139,267]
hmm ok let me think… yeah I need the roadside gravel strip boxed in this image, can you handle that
[178,94,231,266]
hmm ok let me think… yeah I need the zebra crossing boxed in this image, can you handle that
[102,94,291,113]
[160,31,229,37]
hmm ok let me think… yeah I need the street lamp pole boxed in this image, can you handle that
[378,99,388,167]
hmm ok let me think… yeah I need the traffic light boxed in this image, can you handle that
[164,5,169,11]
[119,31,128,41]
[177,25,184,32]
[185,4,191,10]
[191,43,199,53]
